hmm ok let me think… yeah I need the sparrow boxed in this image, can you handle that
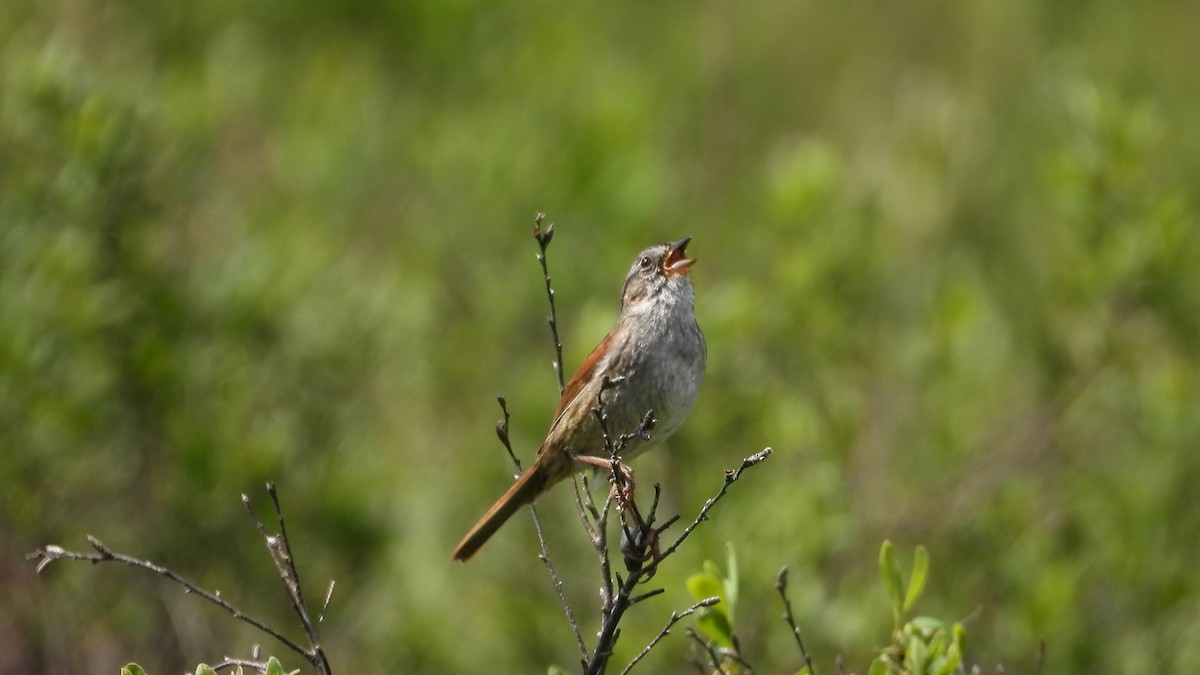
[451,237,706,561]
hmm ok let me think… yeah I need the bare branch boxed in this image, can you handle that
[585,448,774,675]
[620,597,720,675]
[493,396,587,662]
[686,628,727,675]
[318,580,336,632]
[27,536,311,667]
[776,566,816,675]
[653,448,774,567]
[213,657,269,673]
[531,212,565,394]
[243,486,333,674]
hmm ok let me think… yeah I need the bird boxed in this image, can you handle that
[451,237,707,562]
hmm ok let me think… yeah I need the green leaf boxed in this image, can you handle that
[903,545,929,614]
[907,632,929,674]
[265,657,285,675]
[932,645,963,675]
[702,560,722,580]
[910,616,945,637]
[122,665,148,675]
[724,542,740,620]
[696,607,735,648]
[867,656,890,675]
[927,626,948,658]
[879,540,903,629]
[548,667,571,675]
[195,665,217,675]
[686,572,725,605]
[951,621,968,655]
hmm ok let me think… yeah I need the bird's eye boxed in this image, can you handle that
[639,256,653,269]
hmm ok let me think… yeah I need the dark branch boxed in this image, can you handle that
[531,212,565,395]
[242,485,333,674]
[494,396,586,661]
[686,628,727,675]
[213,658,269,673]
[652,448,773,567]
[776,566,816,675]
[584,448,773,675]
[27,534,315,671]
[620,597,720,675]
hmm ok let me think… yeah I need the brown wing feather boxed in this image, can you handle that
[553,328,617,417]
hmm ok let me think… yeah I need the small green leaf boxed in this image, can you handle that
[724,542,740,620]
[952,621,967,654]
[686,572,725,604]
[794,668,812,675]
[265,657,285,675]
[907,633,929,674]
[910,616,945,637]
[927,626,948,657]
[122,665,148,675]
[548,667,570,675]
[195,665,217,675]
[903,545,929,613]
[867,656,890,675]
[932,645,963,675]
[696,607,735,648]
[879,540,903,629]
[233,668,244,675]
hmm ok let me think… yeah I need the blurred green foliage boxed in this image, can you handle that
[3,0,1200,673]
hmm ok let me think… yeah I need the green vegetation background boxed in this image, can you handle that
[3,0,1199,673]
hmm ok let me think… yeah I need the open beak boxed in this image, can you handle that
[663,237,696,276]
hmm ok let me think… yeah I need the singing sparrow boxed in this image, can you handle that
[451,237,706,561]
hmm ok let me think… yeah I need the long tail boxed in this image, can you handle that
[451,460,551,562]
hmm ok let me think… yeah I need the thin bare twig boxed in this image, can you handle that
[531,213,565,394]
[27,485,335,675]
[653,448,773,567]
[620,597,720,675]
[686,628,727,675]
[214,658,270,673]
[242,484,333,674]
[318,580,336,631]
[27,537,305,658]
[776,566,816,675]
[1035,639,1046,675]
[494,397,587,662]
[584,448,774,675]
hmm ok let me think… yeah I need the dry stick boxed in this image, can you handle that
[585,448,774,675]
[686,628,728,675]
[620,597,720,675]
[532,213,566,395]
[26,535,317,672]
[652,448,773,566]
[242,484,333,675]
[588,381,647,606]
[495,397,587,662]
[214,658,270,673]
[776,566,817,675]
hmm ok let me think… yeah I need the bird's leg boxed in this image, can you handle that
[573,455,637,509]
[573,455,660,573]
